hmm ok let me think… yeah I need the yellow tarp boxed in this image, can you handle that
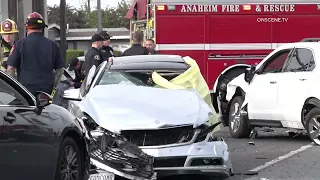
[151,56,220,132]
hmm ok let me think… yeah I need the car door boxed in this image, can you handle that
[277,47,315,128]
[0,76,55,180]
[247,49,292,121]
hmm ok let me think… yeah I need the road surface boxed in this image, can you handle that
[218,127,312,180]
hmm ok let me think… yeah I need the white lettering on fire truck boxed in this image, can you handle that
[257,17,289,23]
[181,5,218,12]
[180,4,295,13]
[180,5,240,12]
[256,4,295,12]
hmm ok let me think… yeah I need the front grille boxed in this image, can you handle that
[121,125,195,146]
[154,156,187,167]
[90,133,154,179]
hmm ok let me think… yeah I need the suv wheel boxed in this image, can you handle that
[305,107,320,146]
[228,96,251,138]
[55,137,83,180]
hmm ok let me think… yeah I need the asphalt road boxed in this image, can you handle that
[217,127,312,180]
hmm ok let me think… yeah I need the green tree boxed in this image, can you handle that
[87,0,131,29]
[48,0,131,29]
[48,4,89,28]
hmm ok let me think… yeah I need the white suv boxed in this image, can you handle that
[225,41,320,145]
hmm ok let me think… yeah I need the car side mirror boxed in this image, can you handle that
[244,65,256,83]
[63,88,82,101]
[34,91,51,115]
[35,91,51,108]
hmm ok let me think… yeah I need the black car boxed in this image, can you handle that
[0,70,90,180]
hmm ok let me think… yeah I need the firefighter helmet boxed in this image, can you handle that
[25,12,47,29]
[0,19,19,34]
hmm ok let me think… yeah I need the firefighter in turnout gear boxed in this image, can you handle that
[0,19,19,71]
[6,12,64,96]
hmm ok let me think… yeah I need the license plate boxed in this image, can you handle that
[89,172,115,180]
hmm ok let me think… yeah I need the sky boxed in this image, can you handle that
[47,0,126,9]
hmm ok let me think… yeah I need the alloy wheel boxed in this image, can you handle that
[60,145,80,180]
[308,115,320,145]
[230,102,241,132]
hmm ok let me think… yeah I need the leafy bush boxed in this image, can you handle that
[114,50,122,56]
[66,49,85,65]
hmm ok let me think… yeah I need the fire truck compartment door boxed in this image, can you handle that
[207,14,273,88]
[273,15,320,43]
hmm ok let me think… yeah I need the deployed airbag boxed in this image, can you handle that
[152,56,220,132]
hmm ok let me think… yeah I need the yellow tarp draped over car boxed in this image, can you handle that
[151,56,220,132]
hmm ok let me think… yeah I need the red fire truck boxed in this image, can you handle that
[125,0,320,112]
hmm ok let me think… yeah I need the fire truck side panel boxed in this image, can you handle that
[206,14,274,87]
[156,15,207,78]
[156,15,206,44]
[273,15,320,43]
[208,14,273,43]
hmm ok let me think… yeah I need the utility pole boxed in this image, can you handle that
[60,0,67,62]
[17,0,24,39]
[97,0,102,32]
[87,0,91,14]
[8,0,17,22]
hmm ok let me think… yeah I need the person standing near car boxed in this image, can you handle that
[121,31,150,56]
[99,31,115,60]
[6,12,65,96]
[144,39,159,55]
[0,19,19,71]
[68,57,85,89]
[84,34,104,75]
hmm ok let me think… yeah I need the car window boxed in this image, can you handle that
[260,50,291,74]
[0,78,29,106]
[283,48,315,72]
[98,71,148,86]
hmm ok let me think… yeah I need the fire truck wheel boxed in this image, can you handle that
[228,96,251,138]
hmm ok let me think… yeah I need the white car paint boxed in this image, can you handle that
[225,42,320,130]
[78,85,212,134]
[225,74,248,102]
[64,59,233,177]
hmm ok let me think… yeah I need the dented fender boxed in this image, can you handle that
[225,74,248,102]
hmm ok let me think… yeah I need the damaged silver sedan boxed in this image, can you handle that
[63,55,233,179]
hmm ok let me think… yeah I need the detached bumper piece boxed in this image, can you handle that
[90,132,154,179]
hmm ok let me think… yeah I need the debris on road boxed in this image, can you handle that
[255,157,268,160]
[261,128,274,133]
[287,130,307,138]
[250,128,258,138]
[244,170,259,175]
[248,141,255,145]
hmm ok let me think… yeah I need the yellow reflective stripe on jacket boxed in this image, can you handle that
[2,46,10,53]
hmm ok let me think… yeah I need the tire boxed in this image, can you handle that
[228,96,251,138]
[55,137,84,180]
[305,107,320,146]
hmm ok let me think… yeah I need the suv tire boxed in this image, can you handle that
[228,96,251,138]
[305,107,320,146]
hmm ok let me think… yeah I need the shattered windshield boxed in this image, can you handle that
[98,70,148,86]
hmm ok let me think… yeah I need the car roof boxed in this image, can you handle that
[110,55,189,71]
[112,55,186,64]
[278,42,320,50]
[78,56,85,61]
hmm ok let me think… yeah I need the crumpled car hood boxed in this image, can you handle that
[79,84,212,134]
